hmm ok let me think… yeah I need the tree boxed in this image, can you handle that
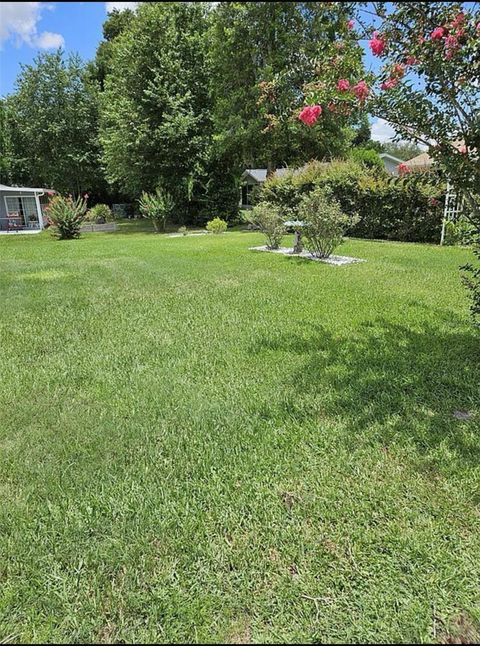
[4,51,103,195]
[0,99,9,180]
[209,2,364,175]
[100,2,211,218]
[88,8,136,91]
[382,141,423,161]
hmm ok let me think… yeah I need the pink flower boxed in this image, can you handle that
[429,197,440,207]
[458,145,467,154]
[398,163,411,176]
[353,80,369,102]
[451,12,465,28]
[298,105,322,126]
[369,31,386,56]
[431,27,445,40]
[337,79,350,91]
[405,55,419,66]
[346,19,355,30]
[381,78,398,90]
[477,22,480,32]
[445,34,459,49]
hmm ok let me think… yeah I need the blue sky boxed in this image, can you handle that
[0,1,396,142]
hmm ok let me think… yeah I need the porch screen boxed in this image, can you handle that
[5,196,39,226]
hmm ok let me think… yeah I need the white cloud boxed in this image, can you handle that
[35,30,64,49]
[0,2,64,49]
[371,117,398,143]
[105,2,138,13]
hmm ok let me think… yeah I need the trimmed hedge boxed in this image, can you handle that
[259,160,446,244]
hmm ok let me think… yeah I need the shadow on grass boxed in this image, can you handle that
[251,312,480,471]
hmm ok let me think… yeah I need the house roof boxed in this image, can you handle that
[404,152,433,170]
[241,168,291,183]
[379,153,404,164]
[0,184,50,193]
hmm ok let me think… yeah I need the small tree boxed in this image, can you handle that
[299,188,358,258]
[139,188,175,232]
[44,194,88,240]
[247,202,285,250]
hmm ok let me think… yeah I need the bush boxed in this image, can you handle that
[348,147,384,170]
[443,219,476,246]
[298,187,359,258]
[85,203,113,224]
[44,194,88,240]
[246,202,285,249]
[260,160,445,244]
[139,188,175,232]
[206,217,227,234]
[178,226,188,236]
[463,242,480,326]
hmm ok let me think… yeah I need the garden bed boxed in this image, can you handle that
[250,245,365,265]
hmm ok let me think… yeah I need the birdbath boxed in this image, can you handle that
[284,220,306,254]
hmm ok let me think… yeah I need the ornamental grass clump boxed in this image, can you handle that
[139,188,175,232]
[299,187,359,258]
[45,194,88,240]
[247,202,285,249]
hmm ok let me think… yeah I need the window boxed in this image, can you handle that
[241,184,254,207]
[4,196,39,229]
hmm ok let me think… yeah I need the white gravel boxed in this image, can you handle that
[250,246,365,266]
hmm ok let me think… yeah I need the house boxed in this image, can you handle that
[404,151,433,172]
[0,184,52,233]
[379,153,404,175]
[239,168,292,208]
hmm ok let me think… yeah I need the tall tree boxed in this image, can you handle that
[209,2,363,174]
[100,2,211,214]
[4,51,102,195]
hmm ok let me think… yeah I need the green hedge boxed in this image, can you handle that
[259,160,445,244]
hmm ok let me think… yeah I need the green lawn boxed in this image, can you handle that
[1,226,479,644]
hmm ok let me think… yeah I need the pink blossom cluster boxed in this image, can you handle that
[398,163,411,176]
[369,31,386,56]
[298,105,322,126]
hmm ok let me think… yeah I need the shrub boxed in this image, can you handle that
[206,217,227,234]
[463,241,480,326]
[298,187,359,258]
[139,188,175,232]
[85,203,113,223]
[349,147,384,170]
[178,226,188,236]
[246,202,285,249]
[261,160,445,244]
[44,194,88,240]
[443,219,476,246]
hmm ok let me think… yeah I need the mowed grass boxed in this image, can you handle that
[0,225,479,644]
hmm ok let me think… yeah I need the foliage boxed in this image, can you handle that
[298,187,358,258]
[138,188,175,232]
[246,202,285,249]
[463,244,480,326]
[4,51,103,196]
[209,2,364,174]
[206,217,227,234]
[443,219,476,247]
[349,147,384,169]
[178,226,188,236]
[299,3,479,229]
[100,2,211,218]
[261,160,445,244]
[381,141,423,161]
[85,203,113,223]
[44,194,88,240]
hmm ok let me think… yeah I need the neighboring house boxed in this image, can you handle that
[379,153,404,175]
[240,168,291,208]
[404,151,433,172]
[0,184,52,233]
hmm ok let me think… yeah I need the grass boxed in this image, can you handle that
[0,224,479,643]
